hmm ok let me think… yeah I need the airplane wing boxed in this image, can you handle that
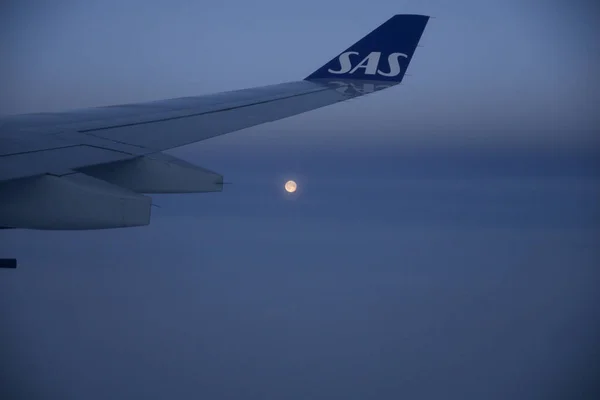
[0,14,429,230]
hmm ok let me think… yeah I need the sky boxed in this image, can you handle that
[1,1,600,399]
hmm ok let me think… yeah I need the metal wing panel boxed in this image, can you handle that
[0,81,326,134]
[82,85,348,150]
[0,145,135,181]
[0,132,73,156]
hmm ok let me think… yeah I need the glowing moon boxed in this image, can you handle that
[284,180,297,193]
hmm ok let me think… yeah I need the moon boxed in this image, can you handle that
[284,180,297,193]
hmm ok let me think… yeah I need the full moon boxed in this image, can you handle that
[284,180,297,193]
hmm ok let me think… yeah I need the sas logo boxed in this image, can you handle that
[327,51,408,77]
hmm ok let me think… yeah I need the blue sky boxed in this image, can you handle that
[1,1,599,399]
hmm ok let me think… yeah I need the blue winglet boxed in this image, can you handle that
[306,14,429,83]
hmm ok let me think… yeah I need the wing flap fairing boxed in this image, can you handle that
[79,153,224,194]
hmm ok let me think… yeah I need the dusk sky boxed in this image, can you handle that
[1,1,599,399]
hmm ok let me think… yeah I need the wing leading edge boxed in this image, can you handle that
[0,14,429,230]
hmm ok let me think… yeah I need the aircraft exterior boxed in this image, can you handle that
[0,15,429,230]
